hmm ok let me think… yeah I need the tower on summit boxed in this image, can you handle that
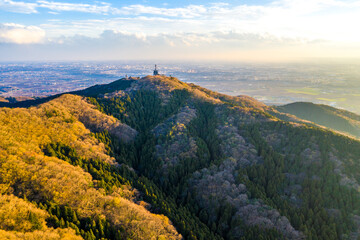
[153,64,159,76]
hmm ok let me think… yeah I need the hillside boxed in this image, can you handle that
[276,102,360,138]
[1,75,360,240]
[0,93,181,240]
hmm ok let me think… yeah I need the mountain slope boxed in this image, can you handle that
[1,75,360,240]
[85,76,360,239]
[276,102,360,138]
[0,94,181,240]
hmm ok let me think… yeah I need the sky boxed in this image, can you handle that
[1,0,360,61]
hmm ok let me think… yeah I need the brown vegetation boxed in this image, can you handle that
[0,94,181,240]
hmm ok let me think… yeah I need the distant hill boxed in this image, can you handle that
[276,102,360,138]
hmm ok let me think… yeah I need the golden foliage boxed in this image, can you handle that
[0,95,181,239]
[0,95,115,164]
[0,228,82,240]
[140,75,222,104]
[0,195,47,232]
[0,195,82,240]
[48,94,137,143]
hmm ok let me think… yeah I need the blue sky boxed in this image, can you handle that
[1,0,360,61]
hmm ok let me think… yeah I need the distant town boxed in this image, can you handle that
[1,61,360,114]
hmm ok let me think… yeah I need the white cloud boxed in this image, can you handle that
[0,0,113,14]
[1,0,360,60]
[115,4,207,18]
[6,0,356,43]
[0,0,37,14]
[1,29,359,62]
[0,23,45,43]
[37,0,112,14]
[0,0,209,17]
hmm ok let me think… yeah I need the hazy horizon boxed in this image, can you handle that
[1,60,360,115]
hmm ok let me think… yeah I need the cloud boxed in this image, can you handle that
[115,4,207,18]
[0,0,209,17]
[8,0,356,43]
[0,23,45,43]
[0,0,37,14]
[1,0,360,60]
[0,0,113,14]
[0,29,342,62]
[37,0,112,14]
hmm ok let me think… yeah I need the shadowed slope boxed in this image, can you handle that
[277,102,360,138]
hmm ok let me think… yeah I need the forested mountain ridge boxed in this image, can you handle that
[1,75,360,240]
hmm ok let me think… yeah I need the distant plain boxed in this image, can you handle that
[1,60,359,114]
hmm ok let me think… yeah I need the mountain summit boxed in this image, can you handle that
[1,75,360,240]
